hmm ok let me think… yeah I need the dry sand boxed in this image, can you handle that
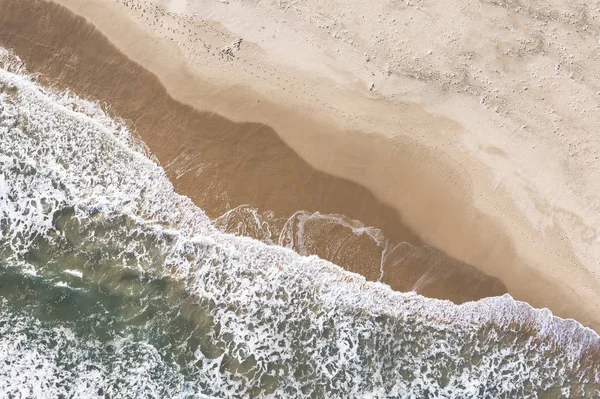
[1,0,599,328]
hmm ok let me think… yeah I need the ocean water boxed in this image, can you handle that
[1,49,600,398]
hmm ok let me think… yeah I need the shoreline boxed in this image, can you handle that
[0,0,508,304]
[1,0,599,330]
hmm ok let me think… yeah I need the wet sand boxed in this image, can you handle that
[1,0,599,330]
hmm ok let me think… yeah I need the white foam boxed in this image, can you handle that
[64,269,84,278]
[0,307,201,398]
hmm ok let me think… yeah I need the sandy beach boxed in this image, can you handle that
[1,0,599,330]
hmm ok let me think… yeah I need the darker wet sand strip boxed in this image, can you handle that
[0,0,507,303]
